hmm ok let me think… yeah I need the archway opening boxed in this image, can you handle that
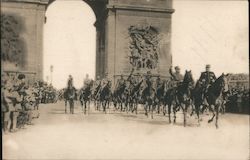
[44,0,96,89]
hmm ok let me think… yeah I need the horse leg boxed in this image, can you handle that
[221,101,226,114]
[84,101,87,115]
[163,104,166,116]
[151,104,154,119]
[81,100,84,112]
[105,101,107,114]
[168,104,172,123]
[157,103,160,114]
[208,105,215,123]
[190,104,195,117]
[195,104,200,126]
[65,100,67,113]
[135,102,138,114]
[183,104,187,127]
[88,100,90,115]
[144,102,148,117]
[215,104,219,129]
[120,102,123,112]
[173,104,177,124]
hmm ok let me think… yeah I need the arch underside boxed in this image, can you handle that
[47,0,107,79]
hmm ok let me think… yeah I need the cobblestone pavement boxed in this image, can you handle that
[3,101,249,160]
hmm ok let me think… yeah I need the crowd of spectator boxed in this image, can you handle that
[226,85,249,114]
[1,72,58,134]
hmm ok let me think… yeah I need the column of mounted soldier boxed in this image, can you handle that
[1,73,58,133]
[64,64,228,128]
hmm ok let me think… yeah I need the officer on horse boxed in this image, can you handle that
[169,66,184,86]
[67,75,73,88]
[65,75,76,114]
[198,64,216,87]
[145,71,153,88]
[169,66,184,106]
[198,64,217,105]
[115,74,126,91]
[83,74,91,89]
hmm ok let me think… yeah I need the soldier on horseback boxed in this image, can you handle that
[67,75,73,89]
[92,76,101,95]
[65,75,76,114]
[198,64,217,105]
[169,66,184,106]
[115,74,126,91]
[95,76,101,86]
[198,64,216,87]
[83,74,91,89]
[169,66,184,86]
[156,75,163,89]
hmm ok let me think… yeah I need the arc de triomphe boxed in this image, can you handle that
[1,0,174,82]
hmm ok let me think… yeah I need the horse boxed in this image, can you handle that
[140,79,157,119]
[155,80,166,114]
[175,70,195,127]
[192,80,205,125]
[79,80,94,114]
[113,82,127,111]
[122,81,131,113]
[129,79,144,114]
[92,83,101,110]
[205,73,229,128]
[64,86,76,114]
[162,79,180,123]
[99,81,112,113]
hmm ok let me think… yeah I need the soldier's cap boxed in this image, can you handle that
[206,64,211,68]
[175,66,180,70]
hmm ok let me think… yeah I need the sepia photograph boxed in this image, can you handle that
[1,0,249,159]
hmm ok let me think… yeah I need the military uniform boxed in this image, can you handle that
[198,65,217,105]
[169,67,183,88]
[156,76,163,88]
[198,71,216,86]
[169,67,183,82]
[145,72,153,88]
[115,77,126,90]
[67,76,73,88]
[4,87,22,132]
[84,77,91,86]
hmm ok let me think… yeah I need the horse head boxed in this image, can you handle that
[183,70,194,87]
[211,73,229,96]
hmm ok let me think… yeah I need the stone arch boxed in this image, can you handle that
[1,0,174,83]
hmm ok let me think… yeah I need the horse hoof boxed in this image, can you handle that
[208,120,212,123]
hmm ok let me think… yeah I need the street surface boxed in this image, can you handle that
[3,101,249,160]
